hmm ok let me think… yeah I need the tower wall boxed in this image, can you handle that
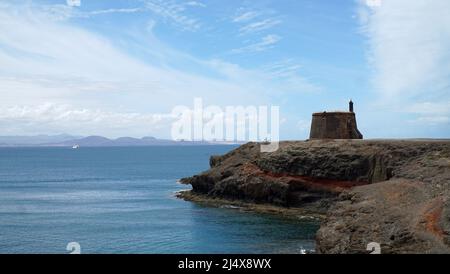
[309,112,363,139]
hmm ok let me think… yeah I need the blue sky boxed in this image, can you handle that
[0,0,449,139]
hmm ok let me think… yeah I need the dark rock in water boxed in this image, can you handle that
[180,139,450,253]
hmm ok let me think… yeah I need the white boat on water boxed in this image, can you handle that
[72,144,80,149]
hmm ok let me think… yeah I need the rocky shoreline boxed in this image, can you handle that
[179,140,450,254]
[176,190,324,220]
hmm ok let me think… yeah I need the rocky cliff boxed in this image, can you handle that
[179,140,450,254]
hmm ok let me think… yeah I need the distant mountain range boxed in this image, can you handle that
[0,135,240,147]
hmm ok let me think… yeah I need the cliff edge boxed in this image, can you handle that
[179,140,450,254]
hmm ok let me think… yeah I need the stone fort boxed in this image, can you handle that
[309,100,363,139]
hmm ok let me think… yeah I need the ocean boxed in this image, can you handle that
[0,146,319,254]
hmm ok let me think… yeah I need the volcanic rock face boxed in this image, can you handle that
[180,140,450,253]
[316,179,450,254]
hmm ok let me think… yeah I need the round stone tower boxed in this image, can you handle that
[309,101,363,139]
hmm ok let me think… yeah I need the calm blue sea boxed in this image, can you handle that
[0,146,318,254]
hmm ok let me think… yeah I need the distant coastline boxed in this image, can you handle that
[0,135,242,147]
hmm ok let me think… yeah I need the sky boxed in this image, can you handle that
[0,0,449,140]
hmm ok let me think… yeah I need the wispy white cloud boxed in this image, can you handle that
[203,58,319,94]
[66,0,81,7]
[357,0,450,125]
[38,3,143,21]
[36,0,201,31]
[89,8,143,15]
[232,11,260,23]
[238,18,282,35]
[230,7,282,54]
[262,59,302,79]
[186,1,206,8]
[142,0,203,31]
[231,34,281,54]
[232,6,282,41]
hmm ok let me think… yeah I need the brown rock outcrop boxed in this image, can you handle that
[179,139,450,253]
